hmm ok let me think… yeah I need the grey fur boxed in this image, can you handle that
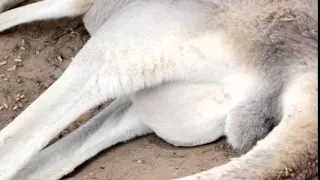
[0,0,317,179]
[226,88,282,153]
[86,0,318,153]
[0,0,25,12]
[83,0,136,35]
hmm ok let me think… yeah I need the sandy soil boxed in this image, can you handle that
[0,12,236,180]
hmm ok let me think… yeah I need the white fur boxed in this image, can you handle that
[175,73,318,180]
[0,1,255,179]
[0,0,315,180]
[0,0,93,32]
[132,73,254,147]
[0,1,257,179]
[11,97,151,180]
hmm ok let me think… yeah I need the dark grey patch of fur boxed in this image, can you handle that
[226,90,282,153]
[224,0,317,153]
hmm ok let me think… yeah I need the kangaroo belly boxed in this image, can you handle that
[131,73,254,146]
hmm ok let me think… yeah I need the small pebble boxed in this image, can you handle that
[14,58,23,62]
[7,65,17,71]
[21,39,25,46]
[0,106,4,110]
[35,51,40,54]
[20,46,26,51]
[57,56,63,62]
[0,61,7,66]
[4,78,8,81]
[3,104,8,109]
[12,105,18,110]
[137,159,145,164]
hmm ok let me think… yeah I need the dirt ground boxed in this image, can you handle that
[0,14,236,180]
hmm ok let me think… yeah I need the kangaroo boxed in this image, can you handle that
[0,0,317,180]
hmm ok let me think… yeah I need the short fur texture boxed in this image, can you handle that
[0,0,317,180]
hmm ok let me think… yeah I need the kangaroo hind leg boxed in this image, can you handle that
[0,0,93,32]
[176,73,318,180]
[0,2,214,179]
[12,97,151,180]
